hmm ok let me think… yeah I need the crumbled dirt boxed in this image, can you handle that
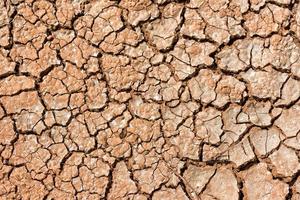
[0,0,300,199]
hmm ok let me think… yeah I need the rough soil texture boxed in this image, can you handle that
[0,0,300,199]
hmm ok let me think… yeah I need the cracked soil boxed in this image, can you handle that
[0,0,300,199]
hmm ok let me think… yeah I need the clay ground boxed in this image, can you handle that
[0,0,300,199]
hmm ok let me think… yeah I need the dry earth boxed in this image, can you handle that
[0,0,300,199]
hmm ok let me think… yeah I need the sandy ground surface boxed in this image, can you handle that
[0,0,300,199]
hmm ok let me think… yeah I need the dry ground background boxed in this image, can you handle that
[0,0,300,199]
